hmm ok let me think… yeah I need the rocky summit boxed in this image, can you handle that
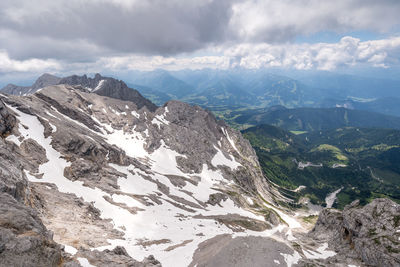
[0,77,399,267]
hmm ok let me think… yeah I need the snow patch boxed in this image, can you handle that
[246,197,254,205]
[45,111,58,119]
[263,203,301,229]
[106,127,148,159]
[77,257,96,267]
[5,134,21,146]
[303,243,336,259]
[152,107,169,128]
[211,146,241,170]
[280,250,301,267]
[222,127,239,154]
[93,79,105,92]
[64,245,77,255]
[131,110,140,118]
[325,187,343,208]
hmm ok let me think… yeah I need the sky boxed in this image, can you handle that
[1,0,400,81]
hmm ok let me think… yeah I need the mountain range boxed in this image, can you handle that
[233,106,400,131]
[1,73,399,266]
[124,68,400,117]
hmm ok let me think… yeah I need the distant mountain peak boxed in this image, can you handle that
[59,73,158,111]
[32,73,61,90]
[0,73,158,112]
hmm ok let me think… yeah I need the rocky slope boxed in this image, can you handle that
[0,84,297,266]
[0,78,398,266]
[309,198,400,266]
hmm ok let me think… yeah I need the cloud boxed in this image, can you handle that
[0,0,400,77]
[229,0,400,43]
[98,55,231,71]
[1,36,400,75]
[0,0,399,61]
[0,50,61,73]
[224,36,400,70]
[0,0,234,59]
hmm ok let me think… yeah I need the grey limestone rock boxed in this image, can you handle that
[310,198,400,266]
[76,246,161,267]
[59,73,158,112]
[0,193,62,267]
[0,98,16,137]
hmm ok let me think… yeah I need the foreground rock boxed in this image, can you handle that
[189,235,297,267]
[0,106,65,267]
[0,193,62,267]
[0,99,16,137]
[76,246,161,267]
[309,198,400,266]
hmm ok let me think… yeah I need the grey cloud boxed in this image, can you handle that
[0,0,400,62]
[0,0,235,59]
[229,0,400,43]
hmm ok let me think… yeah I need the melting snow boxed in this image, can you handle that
[93,80,105,92]
[106,128,148,159]
[303,243,336,259]
[246,197,254,205]
[8,103,314,267]
[152,107,169,128]
[64,245,78,255]
[211,146,241,170]
[325,187,343,208]
[281,251,301,267]
[263,203,301,229]
[222,127,239,154]
[77,258,96,267]
[5,134,21,146]
[131,110,140,118]
[45,111,58,119]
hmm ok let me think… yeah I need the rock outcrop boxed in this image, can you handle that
[76,246,161,267]
[309,198,400,266]
[0,193,62,267]
[0,99,16,137]
[0,106,65,266]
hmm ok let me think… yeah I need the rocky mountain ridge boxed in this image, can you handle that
[1,73,157,112]
[0,77,399,266]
